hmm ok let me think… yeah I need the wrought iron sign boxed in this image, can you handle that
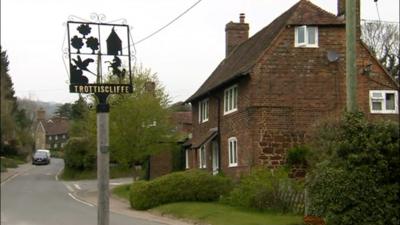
[67,19,133,94]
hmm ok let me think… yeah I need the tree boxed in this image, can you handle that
[86,37,99,54]
[71,95,89,121]
[108,67,175,167]
[1,47,17,144]
[361,20,399,81]
[55,103,72,119]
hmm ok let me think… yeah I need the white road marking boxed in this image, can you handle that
[110,182,123,185]
[55,166,63,181]
[66,184,74,192]
[68,193,94,207]
[1,173,19,186]
[73,183,81,190]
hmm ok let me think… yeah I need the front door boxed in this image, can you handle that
[211,140,219,175]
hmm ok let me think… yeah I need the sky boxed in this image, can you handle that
[1,0,399,104]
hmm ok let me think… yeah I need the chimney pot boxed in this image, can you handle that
[240,13,245,23]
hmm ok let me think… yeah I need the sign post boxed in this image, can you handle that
[66,16,133,225]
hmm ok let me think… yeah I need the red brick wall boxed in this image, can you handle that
[149,150,173,179]
[190,24,398,178]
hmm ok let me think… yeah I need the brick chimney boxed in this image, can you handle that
[144,81,156,96]
[225,13,249,57]
[338,0,361,39]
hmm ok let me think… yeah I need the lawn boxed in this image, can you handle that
[153,202,303,225]
[111,184,303,225]
[0,157,25,172]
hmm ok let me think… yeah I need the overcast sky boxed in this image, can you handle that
[1,0,399,104]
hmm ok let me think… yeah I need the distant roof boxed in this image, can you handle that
[187,0,344,102]
[42,117,69,135]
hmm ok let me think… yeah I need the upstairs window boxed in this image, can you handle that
[370,90,398,114]
[224,85,238,115]
[295,26,318,47]
[198,99,209,123]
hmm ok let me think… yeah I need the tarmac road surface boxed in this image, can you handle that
[1,158,166,225]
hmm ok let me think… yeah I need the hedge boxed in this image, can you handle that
[129,170,232,210]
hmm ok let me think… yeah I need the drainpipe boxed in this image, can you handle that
[214,95,222,174]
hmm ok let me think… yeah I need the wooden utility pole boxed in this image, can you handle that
[346,0,358,112]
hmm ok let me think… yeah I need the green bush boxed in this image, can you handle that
[308,112,399,225]
[221,167,302,212]
[286,145,310,167]
[129,170,232,210]
[63,137,95,170]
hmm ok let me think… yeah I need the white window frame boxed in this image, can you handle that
[185,150,190,169]
[198,98,209,123]
[369,90,398,114]
[228,137,238,167]
[55,135,58,140]
[49,136,52,141]
[295,25,318,48]
[224,85,238,115]
[198,145,207,169]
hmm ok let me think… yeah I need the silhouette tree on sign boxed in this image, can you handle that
[72,55,95,75]
[71,36,84,53]
[77,24,91,38]
[86,37,99,54]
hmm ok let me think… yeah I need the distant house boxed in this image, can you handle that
[35,108,69,150]
[149,107,192,179]
[106,27,122,55]
[185,0,399,178]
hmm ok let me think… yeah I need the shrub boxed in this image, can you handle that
[221,167,302,212]
[63,137,95,170]
[286,145,310,167]
[308,112,399,225]
[129,170,232,210]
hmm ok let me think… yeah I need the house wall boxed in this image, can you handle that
[249,25,398,167]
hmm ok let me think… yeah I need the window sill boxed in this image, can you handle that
[295,44,319,48]
[370,111,398,114]
[223,108,238,116]
[228,164,238,168]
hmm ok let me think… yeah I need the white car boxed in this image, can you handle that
[36,149,51,161]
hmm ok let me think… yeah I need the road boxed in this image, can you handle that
[1,158,165,225]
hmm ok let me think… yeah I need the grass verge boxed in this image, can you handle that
[1,157,25,172]
[112,184,131,200]
[153,202,303,225]
[60,166,132,180]
[111,183,303,225]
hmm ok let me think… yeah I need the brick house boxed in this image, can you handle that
[149,109,192,179]
[35,108,69,150]
[185,0,399,178]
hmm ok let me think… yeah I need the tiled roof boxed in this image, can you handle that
[187,0,344,102]
[43,117,69,135]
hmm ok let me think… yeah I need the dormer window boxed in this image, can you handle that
[295,26,318,47]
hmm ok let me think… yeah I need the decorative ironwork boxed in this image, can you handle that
[66,17,133,95]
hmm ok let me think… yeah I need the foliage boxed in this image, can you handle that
[221,167,302,212]
[154,202,303,225]
[308,112,399,225]
[60,166,132,180]
[1,47,34,158]
[286,145,310,167]
[55,103,72,119]
[129,170,233,210]
[63,137,96,170]
[361,21,399,81]
[108,67,175,167]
